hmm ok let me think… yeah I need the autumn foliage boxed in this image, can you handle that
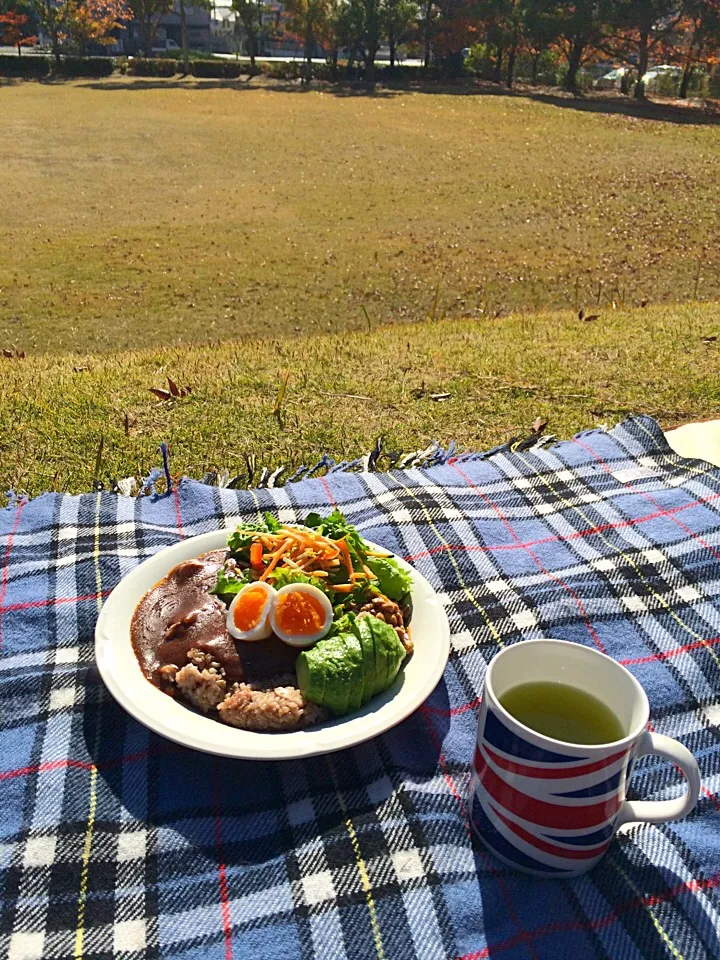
[0,11,37,51]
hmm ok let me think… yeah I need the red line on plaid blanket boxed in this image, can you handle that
[449,464,606,653]
[420,706,540,960]
[573,437,720,563]
[619,634,720,665]
[213,768,234,960]
[453,873,720,960]
[404,493,720,562]
[0,588,113,615]
[320,477,336,505]
[0,501,26,655]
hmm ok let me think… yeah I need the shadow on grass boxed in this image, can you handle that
[77,75,720,124]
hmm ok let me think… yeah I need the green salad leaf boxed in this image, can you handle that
[303,508,368,572]
[365,556,413,602]
[227,520,274,560]
[210,566,253,605]
[267,568,328,593]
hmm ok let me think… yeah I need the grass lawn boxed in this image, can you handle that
[1,77,720,354]
[3,302,718,496]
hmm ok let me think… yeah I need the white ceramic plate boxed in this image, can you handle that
[95,529,451,760]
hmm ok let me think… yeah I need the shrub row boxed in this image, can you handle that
[128,57,178,77]
[0,54,114,78]
[189,59,242,79]
[0,54,50,78]
[55,56,115,78]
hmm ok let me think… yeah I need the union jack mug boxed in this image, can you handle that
[470,639,701,877]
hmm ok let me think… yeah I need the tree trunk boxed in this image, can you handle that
[303,28,313,84]
[249,28,256,71]
[565,39,583,92]
[680,62,693,99]
[142,21,154,57]
[17,42,21,56]
[506,45,516,88]
[492,44,504,84]
[389,39,396,69]
[179,0,189,74]
[634,31,649,99]
[330,47,338,81]
[531,51,540,84]
[366,43,377,83]
[423,0,432,70]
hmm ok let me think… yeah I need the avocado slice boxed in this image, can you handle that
[368,616,406,694]
[342,632,365,712]
[318,636,357,715]
[352,616,377,705]
[296,645,327,706]
[364,615,389,696]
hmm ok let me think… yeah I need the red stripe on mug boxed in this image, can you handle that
[483,745,627,780]
[489,804,611,861]
[474,751,623,829]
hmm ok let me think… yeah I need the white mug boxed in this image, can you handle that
[469,639,701,877]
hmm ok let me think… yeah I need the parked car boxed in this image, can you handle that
[151,39,180,54]
[641,64,682,91]
[594,66,632,90]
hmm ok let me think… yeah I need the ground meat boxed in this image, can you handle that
[175,662,227,713]
[358,595,413,654]
[217,674,328,731]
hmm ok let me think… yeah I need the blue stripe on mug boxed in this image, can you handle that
[470,793,567,874]
[542,820,617,847]
[552,766,625,800]
[482,710,591,765]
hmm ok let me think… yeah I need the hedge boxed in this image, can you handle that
[0,54,50,78]
[189,59,242,79]
[128,57,178,77]
[55,56,115,78]
[258,60,303,81]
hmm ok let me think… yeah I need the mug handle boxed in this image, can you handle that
[616,730,701,826]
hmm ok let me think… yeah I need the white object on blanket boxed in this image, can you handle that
[665,420,720,468]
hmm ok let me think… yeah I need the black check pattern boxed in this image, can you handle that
[0,416,719,960]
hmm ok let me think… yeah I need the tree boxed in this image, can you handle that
[232,0,265,69]
[611,1,683,98]
[534,0,616,91]
[0,11,37,52]
[124,0,173,56]
[673,0,720,96]
[284,0,331,79]
[343,0,382,80]
[382,0,418,67]
[63,0,130,55]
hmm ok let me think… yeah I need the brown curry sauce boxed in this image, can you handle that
[130,550,298,692]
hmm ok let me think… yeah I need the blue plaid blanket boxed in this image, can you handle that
[1,415,719,960]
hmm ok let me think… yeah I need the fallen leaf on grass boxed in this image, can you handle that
[701,335,717,343]
[430,392,451,402]
[532,417,548,435]
[149,377,192,401]
[582,314,600,322]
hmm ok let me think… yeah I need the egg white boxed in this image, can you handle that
[226,581,276,641]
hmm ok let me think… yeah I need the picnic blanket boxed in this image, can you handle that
[1,414,719,960]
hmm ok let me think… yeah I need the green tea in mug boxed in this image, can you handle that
[499,681,625,745]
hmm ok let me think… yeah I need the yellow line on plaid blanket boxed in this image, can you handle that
[326,758,386,960]
[74,492,103,960]
[393,477,504,646]
[516,454,720,670]
[613,859,686,960]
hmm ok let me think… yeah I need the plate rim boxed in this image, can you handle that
[95,528,451,760]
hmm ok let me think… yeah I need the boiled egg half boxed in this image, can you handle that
[227,581,275,642]
[270,583,333,648]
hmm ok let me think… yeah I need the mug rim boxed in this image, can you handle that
[485,638,650,751]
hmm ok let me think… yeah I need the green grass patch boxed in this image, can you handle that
[3,303,718,496]
[1,79,719,354]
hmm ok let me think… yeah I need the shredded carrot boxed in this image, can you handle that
[329,583,355,593]
[337,538,354,577]
[249,541,264,571]
[260,539,292,581]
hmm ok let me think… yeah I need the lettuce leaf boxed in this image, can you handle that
[210,566,253,605]
[365,556,412,602]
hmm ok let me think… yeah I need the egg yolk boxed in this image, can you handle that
[275,591,326,636]
[233,587,269,632]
